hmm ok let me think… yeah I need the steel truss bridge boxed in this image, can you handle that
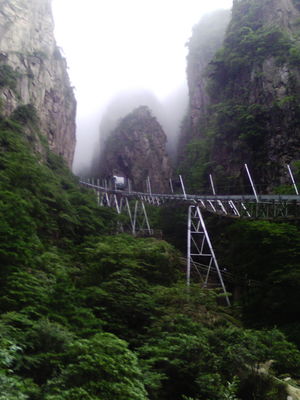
[80,177,300,307]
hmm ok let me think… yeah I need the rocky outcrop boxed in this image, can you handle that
[89,90,164,177]
[0,0,76,167]
[99,106,172,193]
[88,88,187,177]
[179,0,300,192]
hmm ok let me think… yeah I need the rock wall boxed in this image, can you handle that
[99,106,172,193]
[178,9,231,161]
[0,0,76,167]
[179,0,300,192]
[186,9,231,137]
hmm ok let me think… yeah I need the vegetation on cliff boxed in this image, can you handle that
[179,0,300,193]
[0,0,76,168]
[1,109,300,399]
[1,0,300,398]
[176,0,300,356]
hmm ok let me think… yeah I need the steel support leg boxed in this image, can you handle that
[125,199,152,235]
[187,205,230,306]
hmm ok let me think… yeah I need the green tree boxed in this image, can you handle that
[44,333,148,400]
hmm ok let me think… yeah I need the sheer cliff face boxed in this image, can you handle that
[0,0,76,167]
[180,0,300,192]
[185,10,231,137]
[99,106,172,193]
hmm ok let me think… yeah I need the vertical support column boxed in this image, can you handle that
[130,200,152,236]
[187,206,192,286]
[97,178,100,205]
[113,195,121,214]
[187,205,230,306]
[133,201,138,235]
[141,202,152,234]
[105,192,111,207]
[125,198,135,234]
[91,178,96,197]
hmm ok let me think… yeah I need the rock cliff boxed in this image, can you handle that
[182,9,231,143]
[99,106,172,193]
[89,90,165,177]
[179,0,300,193]
[0,0,76,167]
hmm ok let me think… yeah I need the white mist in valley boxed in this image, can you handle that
[51,0,233,175]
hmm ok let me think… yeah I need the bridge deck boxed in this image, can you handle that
[80,181,300,220]
[80,182,300,202]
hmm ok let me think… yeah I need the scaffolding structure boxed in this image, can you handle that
[187,205,230,306]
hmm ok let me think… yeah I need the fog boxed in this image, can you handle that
[90,86,188,174]
[51,0,233,174]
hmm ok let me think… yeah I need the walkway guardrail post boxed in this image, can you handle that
[147,176,152,196]
[169,178,174,194]
[287,164,299,195]
[245,164,259,203]
[179,175,187,199]
[209,174,216,195]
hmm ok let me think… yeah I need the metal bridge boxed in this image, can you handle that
[80,166,300,307]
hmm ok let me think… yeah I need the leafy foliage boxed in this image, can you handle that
[44,333,148,400]
[0,64,19,90]
[216,219,300,342]
[11,104,38,125]
[0,110,300,400]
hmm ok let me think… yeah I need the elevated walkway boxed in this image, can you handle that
[80,170,300,307]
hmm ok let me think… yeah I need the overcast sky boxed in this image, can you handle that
[51,0,233,173]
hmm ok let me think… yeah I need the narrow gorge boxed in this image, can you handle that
[1,1,300,399]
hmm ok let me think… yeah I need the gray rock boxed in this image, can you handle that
[99,106,172,193]
[0,0,76,168]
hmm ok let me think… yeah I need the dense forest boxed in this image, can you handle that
[1,0,300,399]
[1,105,300,399]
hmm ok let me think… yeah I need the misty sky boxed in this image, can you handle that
[51,0,233,173]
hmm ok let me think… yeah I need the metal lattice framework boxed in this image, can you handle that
[80,178,300,306]
[187,205,230,305]
[82,181,300,219]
